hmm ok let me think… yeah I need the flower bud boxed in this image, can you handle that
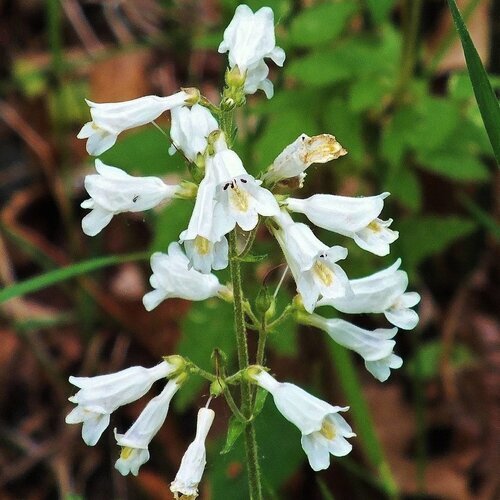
[210,379,226,397]
[181,87,200,105]
[225,66,246,88]
[255,285,275,317]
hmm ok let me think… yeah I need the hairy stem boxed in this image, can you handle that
[256,321,267,367]
[228,231,262,500]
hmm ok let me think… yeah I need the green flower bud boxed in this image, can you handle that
[210,379,226,397]
[255,285,275,317]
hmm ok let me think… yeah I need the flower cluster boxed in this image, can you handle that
[67,3,420,496]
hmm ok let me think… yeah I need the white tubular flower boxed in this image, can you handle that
[352,218,399,257]
[318,259,421,330]
[263,134,347,185]
[218,4,285,98]
[169,104,219,162]
[170,408,215,499]
[251,370,355,471]
[211,148,280,234]
[179,150,232,273]
[214,175,281,233]
[305,314,400,381]
[286,192,398,256]
[78,90,193,155]
[272,210,351,313]
[365,354,403,384]
[81,159,177,236]
[182,234,229,275]
[180,136,278,272]
[143,242,227,311]
[65,361,174,446]
[114,378,181,476]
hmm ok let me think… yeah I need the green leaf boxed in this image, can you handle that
[410,98,461,152]
[267,290,298,356]
[386,168,422,212]
[381,105,421,166]
[252,88,317,115]
[331,30,400,79]
[49,81,89,126]
[99,128,185,175]
[364,0,396,23]
[150,199,194,252]
[448,117,493,156]
[13,58,48,98]
[176,300,236,411]
[220,416,246,454]
[449,71,476,100]
[0,252,149,304]
[460,194,500,240]
[396,216,477,268]
[323,98,365,164]
[406,341,475,380]
[209,400,304,499]
[288,2,358,48]
[447,0,500,163]
[348,76,393,113]
[253,108,319,168]
[416,152,489,181]
[286,51,353,87]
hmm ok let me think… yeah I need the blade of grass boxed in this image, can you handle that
[0,252,149,303]
[447,0,500,163]
[329,343,399,499]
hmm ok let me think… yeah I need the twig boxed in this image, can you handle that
[61,0,104,54]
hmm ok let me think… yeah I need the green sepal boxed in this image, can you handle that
[236,253,268,263]
[252,388,269,418]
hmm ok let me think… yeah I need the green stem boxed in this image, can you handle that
[394,0,423,104]
[243,300,261,329]
[228,231,263,500]
[256,324,267,367]
[223,385,250,423]
[266,305,294,331]
[221,110,235,147]
[188,365,217,382]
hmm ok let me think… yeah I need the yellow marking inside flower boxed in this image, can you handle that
[320,419,336,440]
[120,447,134,460]
[194,236,211,255]
[230,185,249,212]
[313,261,334,286]
[367,220,381,232]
